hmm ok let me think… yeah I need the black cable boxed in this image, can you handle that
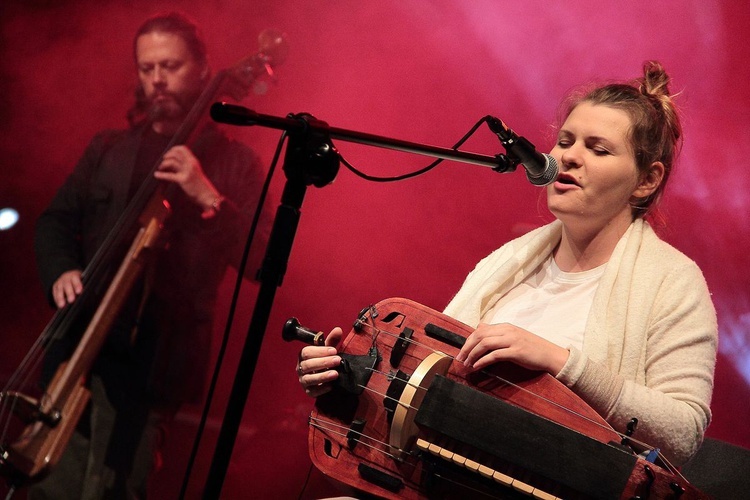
[178,130,288,499]
[296,462,315,500]
[339,115,490,182]
[179,115,493,497]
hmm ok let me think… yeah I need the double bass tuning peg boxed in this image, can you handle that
[257,29,289,66]
[282,317,325,346]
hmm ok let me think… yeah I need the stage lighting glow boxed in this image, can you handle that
[0,208,19,230]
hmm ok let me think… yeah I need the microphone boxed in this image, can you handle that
[486,116,558,186]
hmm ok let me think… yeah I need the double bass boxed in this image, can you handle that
[285,297,708,499]
[0,30,287,491]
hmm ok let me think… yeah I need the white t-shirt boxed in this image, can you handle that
[483,256,606,351]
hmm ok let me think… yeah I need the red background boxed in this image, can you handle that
[1,1,748,498]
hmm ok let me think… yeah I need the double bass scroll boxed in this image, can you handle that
[290,297,707,499]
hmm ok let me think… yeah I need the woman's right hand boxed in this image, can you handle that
[297,327,344,398]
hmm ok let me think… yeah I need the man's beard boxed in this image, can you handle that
[147,93,186,122]
[146,89,201,123]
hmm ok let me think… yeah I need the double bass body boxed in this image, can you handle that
[1,196,170,481]
[0,30,288,488]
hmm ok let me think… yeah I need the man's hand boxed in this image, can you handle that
[155,145,221,212]
[51,269,83,308]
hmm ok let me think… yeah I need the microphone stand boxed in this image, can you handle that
[201,103,516,498]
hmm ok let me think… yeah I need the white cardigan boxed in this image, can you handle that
[444,218,718,466]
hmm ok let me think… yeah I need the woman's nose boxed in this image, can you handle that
[560,143,583,168]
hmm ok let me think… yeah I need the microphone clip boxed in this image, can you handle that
[486,116,523,174]
[485,115,559,186]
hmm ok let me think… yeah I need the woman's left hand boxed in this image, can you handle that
[455,323,570,376]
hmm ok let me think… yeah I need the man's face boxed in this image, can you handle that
[135,31,205,123]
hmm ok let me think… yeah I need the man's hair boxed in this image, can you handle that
[132,11,207,68]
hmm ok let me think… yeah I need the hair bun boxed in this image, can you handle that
[639,60,671,98]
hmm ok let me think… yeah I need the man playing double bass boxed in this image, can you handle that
[31,12,266,498]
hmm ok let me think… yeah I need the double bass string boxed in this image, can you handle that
[0,65,229,449]
[0,295,84,444]
[2,41,286,483]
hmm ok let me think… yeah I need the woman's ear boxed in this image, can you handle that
[633,161,665,199]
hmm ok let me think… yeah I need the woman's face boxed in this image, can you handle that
[547,102,641,235]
